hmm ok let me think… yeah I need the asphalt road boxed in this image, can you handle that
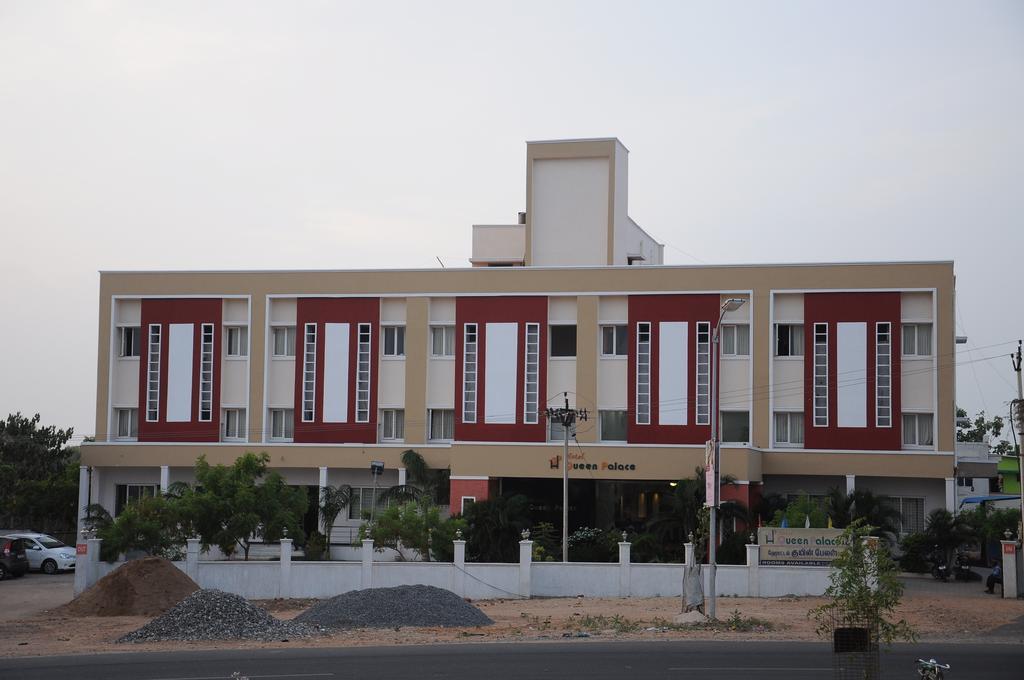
[1,640,1020,680]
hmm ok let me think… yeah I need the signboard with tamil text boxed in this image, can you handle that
[757,527,846,566]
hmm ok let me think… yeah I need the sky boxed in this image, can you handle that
[1,1,1022,445]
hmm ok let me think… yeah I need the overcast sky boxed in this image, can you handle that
[1,1,1022,445]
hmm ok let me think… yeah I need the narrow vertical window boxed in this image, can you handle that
[636,322,651,425]
[696,321,711,425]
[524,322,540,424]
[813,322,828,427]
[356,323,371,423]
[462,323,478,423]
[876,322,891,427]
[146,324,161,422]
[199,323,214,422]
[302,323,317,422]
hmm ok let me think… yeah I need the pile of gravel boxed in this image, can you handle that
[119,589,320,643]
[295,584,493,629]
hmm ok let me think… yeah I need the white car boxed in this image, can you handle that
[2,533,76,574]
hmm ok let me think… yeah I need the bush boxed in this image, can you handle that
[716,530,749,565]
[897,532,930,573]
[304,531,327,561]
[567,527,617,562]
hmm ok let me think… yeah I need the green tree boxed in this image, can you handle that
[810,520,916,645]
[924,508,974,566]
[957,407,1014,456]
[462,494,532,562]
[0,413,77,532]
[84,496,184,562]
[319,483,353,539]
[362,501,465,561]
[649,466,745,561]
[822,488,903,539]
[381,449,449,508]
[771,493,829,528]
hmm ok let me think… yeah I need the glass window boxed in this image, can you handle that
[721,324,750,356]
[430,326,455,357]
[383,326,405,357]
[428,409,454,441]
[348,487,388,520]
[115,484,157,516]
[721,411,750,443]
[116,408,138,439]
[888,496,925,535]
[550,325,577,357]
[269,408,294,440]
[272,326,296,357]
[381,409,405,441]
[226,326,248,357]
[775,324,804,357]
[223,408,247,440]
[902,413,934,447]
[118,326,140,358]
[773,411,804,446]
[600,325,627,356]
[902,323,932,357]
[549,417,569,442]
[599,410,627,441]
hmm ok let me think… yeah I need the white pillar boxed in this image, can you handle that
[85,538,102,592]
[185,538,201,582]
[76,466,89,542]
[317,466,328,535]
[452,539,466,597]
[746,543,760,597]
[684,542,695,567]
[1000,541,1018,599]
[398,467,407,487]
[618,541,631,597]
[160,465,170,494]
[279,538,293,598]
[361,538,374,589]
[518,540,533,598]
[845,474,855,496]
[944,477,956,513]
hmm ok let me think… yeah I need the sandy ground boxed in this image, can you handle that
[1,583,1021,658]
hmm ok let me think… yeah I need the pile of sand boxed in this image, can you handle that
[62,556,199,617]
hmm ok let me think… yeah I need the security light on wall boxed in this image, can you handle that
[722,298,746,313]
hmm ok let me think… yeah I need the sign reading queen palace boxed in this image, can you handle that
[757,528,846,566]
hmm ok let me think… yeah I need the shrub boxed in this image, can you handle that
[567,527,617,562]
[897,532,930,573]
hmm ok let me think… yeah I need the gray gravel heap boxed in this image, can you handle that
[118,589,319,643]
[295,584,493,629]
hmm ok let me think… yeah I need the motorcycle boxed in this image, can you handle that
[952,549,973,582]
[927,546,948,581]
[917,658,950,679]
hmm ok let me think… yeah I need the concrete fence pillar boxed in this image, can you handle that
[317,466,328,536]
[684,542,695,567]
[361,538,374,589]
[76,466,89,542]
[1000,540,1019,599]
[618,541,631,597]
[745,543,759,597]
[85,538,102,591]
[518,540,533,598]
[185,538,200,583]
[452,539,466,597]
[279,538,293,599]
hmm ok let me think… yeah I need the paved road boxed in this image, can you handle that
[1,640,1020,680]
[0,572,74,620]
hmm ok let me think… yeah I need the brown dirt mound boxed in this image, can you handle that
[61,557,199,617]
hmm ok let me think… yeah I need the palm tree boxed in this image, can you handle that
[319,483,352,540]
[648,466,745,561]
[824,486,853,527]
[381,449,448,508]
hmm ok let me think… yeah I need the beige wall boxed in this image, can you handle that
[378,359,406,408]
[221,358,248,407]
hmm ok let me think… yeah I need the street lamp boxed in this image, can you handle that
[369,460,385,523]
[707,297,746,620]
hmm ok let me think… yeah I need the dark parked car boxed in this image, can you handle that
[0,537,30,579]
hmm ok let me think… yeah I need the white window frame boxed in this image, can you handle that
[430,325,456,357]
[599,409,628,442]
[301,323,317,422]
[548,417,569,442]
[696,321,711,425]
[146,323,161,422]
[600,324,628,357]
[720,324,750,357]
[720,409,751,444]
[269,408,294,441]
[116,484,158,516]
[115,407,138,440]
[773,410,804,447]
[902,322,933,357]
[199,323,215,422]
[813,322,828,427]
[523,322,540,425]
[356,323,372,423]
[549,324,577,359]
[225,326,249,358]
[460,496,476,514]
[118,326,141,359]
[271,326,296,358]
[348,487,389,520]
[380,408,405,441]
[382,325,405,358]
[876,322,892,428]
[462,323,478,424]
[888,496,925,535]
[636,322,651,425]
[428,408,454,441]
[222,407,247,441]
[902,412,934,449]
[775,323,804,358]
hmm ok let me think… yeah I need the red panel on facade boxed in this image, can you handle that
[627,294,721,444]
[293,298,380,443]
[720,482,762,533]
[137,298,222,442]
[449,478,491,514]
[803,292,902,451]
[454,296,547,442]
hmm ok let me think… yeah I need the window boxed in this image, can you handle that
[146,324,161,422]
[115,408,138,440]
[118,327,140,358]
[115,484,157,516]
[549,417,570,442]
[902,323,932,356]
[902,413,934,447]
[887,496,925,535]
[381,409,405,441]
[428,408,454,441]
[272,326,296,357]
[199,323,214,422]
[226,326,248,357]
[957,476,974,488]
[356,323,372,422]
[696,322,711,425]
[775,324,804,357]
[876,323,892,427]
[524,323,540,424]
[460,497,476,514]
[600,325,627,357]
[302,323,317,422]
[813,323,828,427]
[348,487,388,520]
[550,325,577,357]
[223,408,247,440]
[721,411,750,443]
[430,325,455,357]
[269,408,294,440]
[462,324,478,423]
[773,411,804,446]
[599,410,627,441]
[382,326,405,357]
[721,324,750,356]
[636,322,651,425]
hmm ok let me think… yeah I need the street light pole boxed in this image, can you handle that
[546,392,588,563]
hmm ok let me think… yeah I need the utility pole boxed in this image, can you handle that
[1012,341,1023,539]
[546,392,588,563]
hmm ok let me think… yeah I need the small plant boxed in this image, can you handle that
[519,613,552,630]
[574,614,642,633]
